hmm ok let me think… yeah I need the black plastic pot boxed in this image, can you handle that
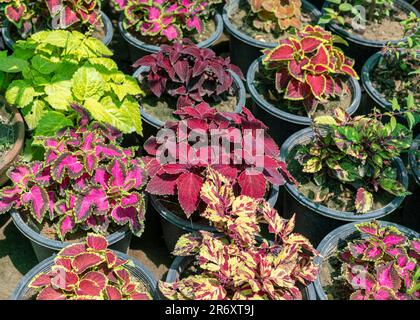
[322,0,420,72]
[11,211,132,262]
[151,184,279,252]
[119,13,223,64]
[403,134,420,232]
[313,221,419,300]
[1,11,114,50]
[133,67,246,137]
[11,251,159,300]
[247,56,361,147]
[279,128,409,246]
[166,256,317,300]
[223,0,321,75]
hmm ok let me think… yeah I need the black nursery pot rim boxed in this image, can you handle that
[313,221,420,300]
[222,0,322,49]
[10,210,130,252]
[150,184,279,234]
[247,56,361,126]
[279,127,409,221]
[118,13,223,55]
[322,0,420,48]
[133,66,246,129]
[11,250,159,300]
[1,10,114,49]
[409,134,420,186]
[166,255,317,300]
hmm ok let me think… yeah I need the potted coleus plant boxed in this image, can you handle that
[159,171,320,300]
[11,233,158,300]
[222,0,322,73]
[247,24,361,146]
[111,0,223,62]
[133,40,246,134]
[0,0,113,49]
[0,98,24,186]
[279,108,414,245]
[320,0,419,70]
[0,105,148,261]
[1,29,143,159]
[314,220,419,300]
[142,103,295,250]
[362,21,419,120]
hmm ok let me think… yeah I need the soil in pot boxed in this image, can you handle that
[286,143,395,213]
[228,0,317,43]
[254,70,353,118]
[140,92,238,123]
[369,53,419,108]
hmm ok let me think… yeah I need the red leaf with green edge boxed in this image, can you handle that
[93,167,110,189]
[177,172,203,218]
[85,215,110,234]
[58,243,86,257]
[146,171,179,195]
[114,268,130,286]
[57,215,76,241]
[340,64,359,79]
[275,69,290,92]
[29,273,51,288]
[344,265,375,291]
[7,164,32,185]
[376,263,401,291]
[87,234,108,251]
[51,153,84,183]
[162,164,188,175]
[72,252,104,274]
[107,158,126,189]
[383,231,406,247]
[50,267,79,291]
[324,75,335,96]
[310,45,330,67]
[111,205,145,237]
[355,188,373,214]
[121,192,142,208]
[106,250,118,268]
[306,74,326,99]
[60,6,80,28]
[411,240,420,253]
[349,290,366,300]
[5,4,26,22]
[75,188,109,222]
[106,285,122,300]
[300,37,323,53]
[362,244,383,261]
[37,286,66,300]
[288,58,309,82]
[54,257,72,271]
[372,287,398,300]
[21,185,49,223]
[348,241,368,258]
[355,221,380,236]
[130,292,151,300]
[84,153,98,175]
[266,44,294,61]
[76,279,102,297]
[95,144,123,159]
[82,271,108,291]
[284,78,311,100]
[238,170,266,199]
[0,186,20,214]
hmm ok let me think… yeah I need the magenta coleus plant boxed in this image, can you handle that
[0,1,102,37]
[340,221,420,300]
[0,105,147,240]
[113,0,220,42]
[142,103,295,218]
[134,40,243,110]
[29,234,152,300]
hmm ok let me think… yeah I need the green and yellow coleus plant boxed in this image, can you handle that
[0,30,143,155]
[112,0,221,42]
[29,234,153,300]
[0,105,147,240]
[159,168,319,300]
[293,107,414,213]
[0,0,102,39]
[262,25,358,115]
[339,221,419,300]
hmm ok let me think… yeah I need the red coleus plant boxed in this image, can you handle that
[340,221,420,300]
[29,234,152,300]
[0,105,147,240]
[113,0,220,42]
[159,171,319,300]
[142,103,295,217]
[262,24,359,114]
[134,40,243,109]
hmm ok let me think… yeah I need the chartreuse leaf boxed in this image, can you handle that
[379,178,411,196]
[6,80,36,108]
[44,80,73,110]
[34,111,73,138]
[22,100,47,130]
[71,66,105,101]
[314,115,337,126]
[31,55,59,75]
[0,55,29,73]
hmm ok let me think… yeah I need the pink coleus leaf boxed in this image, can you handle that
[81,271,107,291]
[238,170,267,199]
[5,4,26,23]
[362,244,383,261]
[29,273,52,288]
[266,44,294,61]
[59,6,80,28]
[51,153,84,183]
[37,286,66,300]
[57,215,76,241]
[284,78,311,100]
[74,188,109,222]
[76,279,102,297]
[111,205,145,237]
[87,233,108,252]
[372,287,398,300]
[72,252,104,274]
[306,74,326,99]
[58,243,86,257]
[106,285,122,300]
[162,25,180,41]
[21,185,49,223]
[375,262,401,291]
[177,172,203,218]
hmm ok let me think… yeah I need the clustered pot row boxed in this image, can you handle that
[0,0,418,301]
